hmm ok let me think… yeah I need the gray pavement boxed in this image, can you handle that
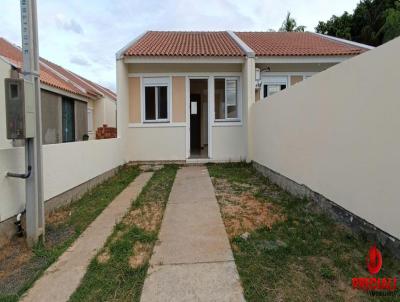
[140,166,245,302]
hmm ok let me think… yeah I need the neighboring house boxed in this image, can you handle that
[0,37,116,149]
[116,31,372,162]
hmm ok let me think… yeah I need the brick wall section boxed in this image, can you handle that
[96,124,117,139]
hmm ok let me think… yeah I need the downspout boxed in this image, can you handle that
[6,164,32,237]
[7,165,32,179]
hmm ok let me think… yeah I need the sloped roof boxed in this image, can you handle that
[122,31,367,58]
[0,37,116,101]
[124,31,245,57]
[234,32,367,56]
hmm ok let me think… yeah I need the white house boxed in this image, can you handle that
[116,31,371,162]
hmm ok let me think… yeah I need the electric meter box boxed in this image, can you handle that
[5,78,35,139]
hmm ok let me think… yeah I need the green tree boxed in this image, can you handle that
[315,12,352,40]
[315,0,400,46]
[279,12,306,32]
[381,1,400,42]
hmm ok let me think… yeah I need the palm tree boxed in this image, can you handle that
[279,12,306,32]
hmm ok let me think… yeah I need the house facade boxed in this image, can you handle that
[116,31,371,162]
[0,37,117,149]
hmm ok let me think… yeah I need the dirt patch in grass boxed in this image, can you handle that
[123,203,163,232]
[0,165,140,302]
[214,178,285,238]
[97,250,110,264]
[129,242,152,269]
[46,208,71,225]
[0,238,31,278]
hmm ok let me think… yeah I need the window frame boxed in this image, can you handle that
[142,77,171,123]
[261,76,288,99]
[214,76,241,122]
[87,107,94,133]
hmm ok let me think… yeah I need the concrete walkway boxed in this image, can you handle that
[140,166,245,302]
[21,172,153,302]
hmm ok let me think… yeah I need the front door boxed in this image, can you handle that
[190,94,201,150]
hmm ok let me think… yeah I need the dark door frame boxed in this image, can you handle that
[188,78,209,158]
[62,97,75,143]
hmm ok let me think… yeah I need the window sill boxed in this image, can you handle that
[143,120,170,124]
[212,120,242,127]
[129,122,186,128]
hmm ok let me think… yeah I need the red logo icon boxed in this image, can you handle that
[367,245,382,275]
[352,245,397,292]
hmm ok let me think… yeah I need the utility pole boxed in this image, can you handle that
[20,0,44,246]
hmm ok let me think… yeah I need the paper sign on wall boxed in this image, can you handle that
[191,102,197,115]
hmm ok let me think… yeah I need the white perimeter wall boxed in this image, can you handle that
[252,37,400,239]
[0,138,123,222]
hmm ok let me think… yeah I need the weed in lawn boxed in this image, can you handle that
[69,165,178,302]
[0,165,140,302]
[320,263,336,280]
[208,163,400,302]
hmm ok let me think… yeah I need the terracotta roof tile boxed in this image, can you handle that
[124,31,245,57]
[73,73,117,100]
[234,32,367,56]
[39,63,85,96]
[0,37,116,100]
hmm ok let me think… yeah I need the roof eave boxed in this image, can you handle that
[311,32,375,50]
[255,55,354,64]
[123,55,246,64]
[116,31,148,60]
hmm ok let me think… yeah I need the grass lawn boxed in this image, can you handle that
[69,165,178,302]
[208,163,400,302]
[0,165,140,302]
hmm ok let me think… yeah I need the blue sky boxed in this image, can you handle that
[0,0,360,91]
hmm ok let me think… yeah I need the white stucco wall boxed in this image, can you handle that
[103,97,117,127]
[93,98,105,130]
[212,125,246,161]
[125,126,186,161]
[0,138,123,222]
[252,37,400,239]
[0,147,25,221]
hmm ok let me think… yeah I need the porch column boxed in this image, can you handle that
[116,59,128,161]
[243,56,256,162]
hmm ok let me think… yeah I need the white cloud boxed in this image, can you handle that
[70,55,90,66]
[54,14,83,34]
[0,0,360,92]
